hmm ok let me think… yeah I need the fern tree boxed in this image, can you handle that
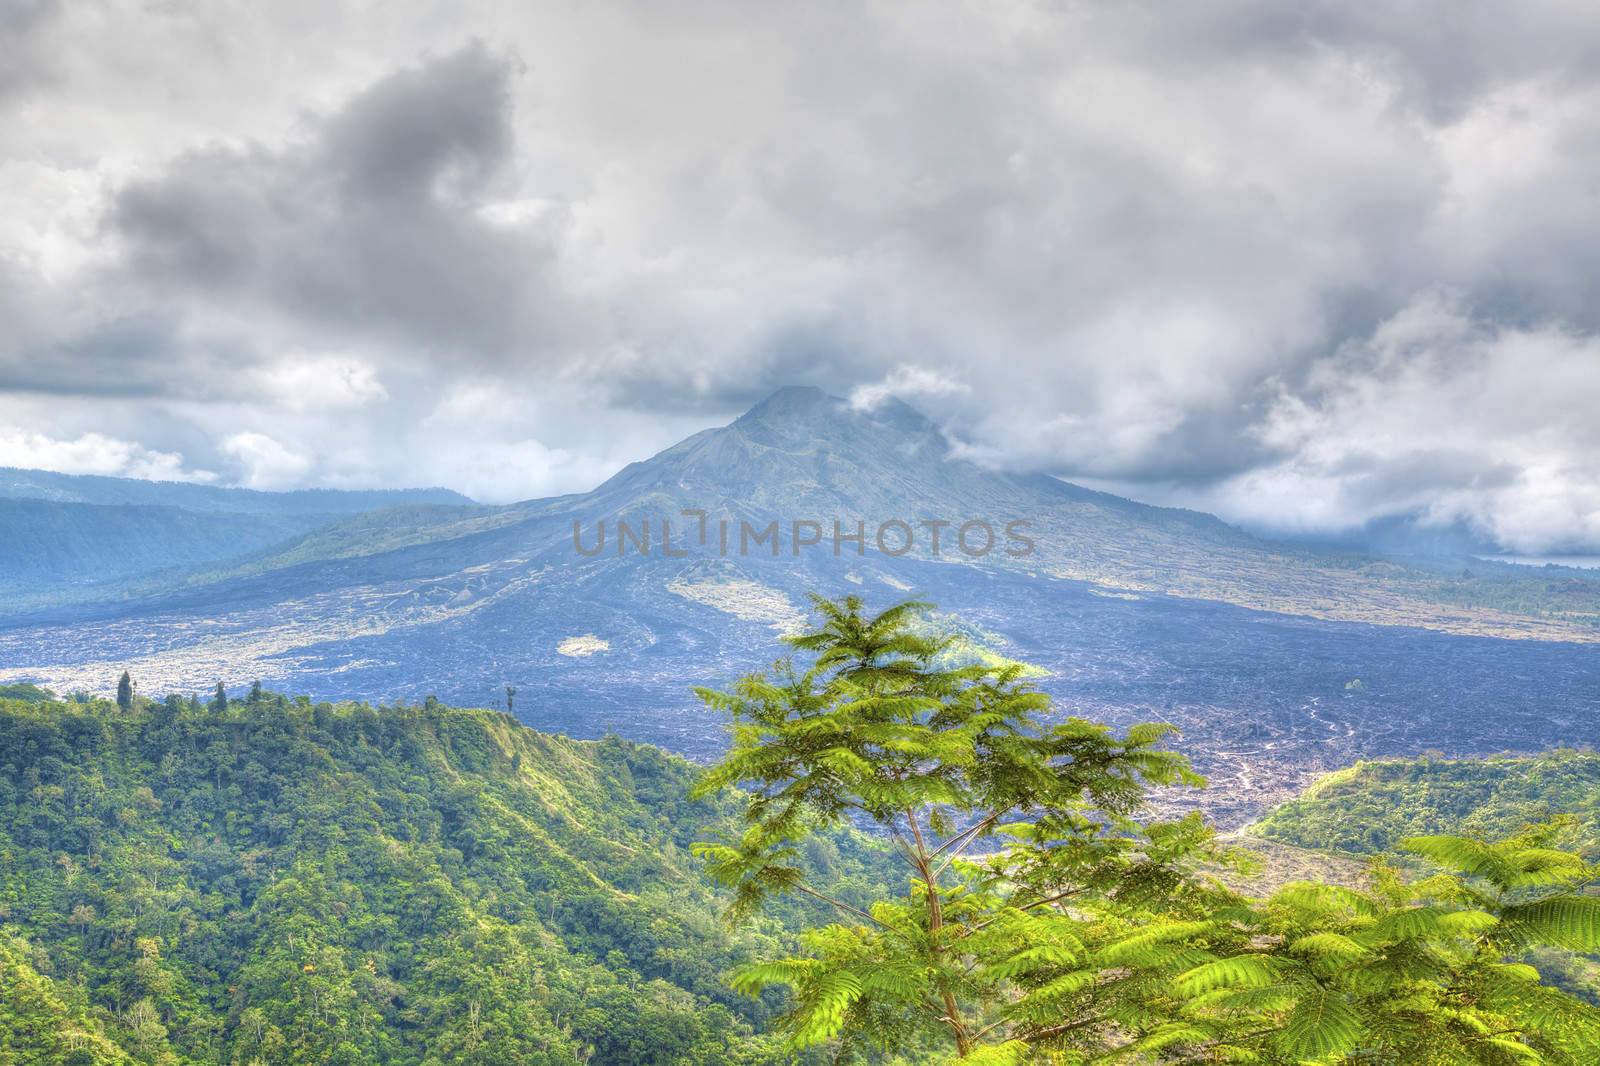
[692,595,1235,1060]
[694,596,1600,1064]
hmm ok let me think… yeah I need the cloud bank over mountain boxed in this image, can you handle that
[3,1,1599,549]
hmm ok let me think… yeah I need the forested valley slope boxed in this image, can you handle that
[0,686,889,1065]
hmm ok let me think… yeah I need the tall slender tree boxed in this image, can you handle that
[116,671,134,711]
[694,596,1600,1063]
[211,682,227,715]
[693,595,1218,1059]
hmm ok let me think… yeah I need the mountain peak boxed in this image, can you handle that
[735,385,839,422]
[728,385,952,460]
[734,385,941,433]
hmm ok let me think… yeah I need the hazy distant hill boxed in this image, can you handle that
[0,467,470,515]
[1279,513,1503,561]
[3,388,1600,825]
[0,470,474,595]
[0,499,317,592]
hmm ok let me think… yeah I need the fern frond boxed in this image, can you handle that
[1500,896,1600,952]
[728,959,819,996]
[1272,987,1364,1062]
[1288,932,1372,962]
[789,970,864,1045]
[1401,835,1514,884]
[1175,955,1280,995]
[1017,968,1096,1007]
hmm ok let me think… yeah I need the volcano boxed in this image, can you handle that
[3,388,1599,824]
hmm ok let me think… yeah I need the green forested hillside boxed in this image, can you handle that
[1250,750,1600,1007]
[0,690,889,1065]
[1250,750,1600,855]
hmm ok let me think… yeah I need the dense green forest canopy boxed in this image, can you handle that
[0,687,891,1065]
[1251,750,1600,856]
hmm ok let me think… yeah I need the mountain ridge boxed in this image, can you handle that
[0,470,480,600]
[0,466,472,513]
[5,387,1599,644]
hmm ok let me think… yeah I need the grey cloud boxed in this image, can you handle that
[109,42,563,363]
[1088,2,1600,120]
[0,0,59,99]
[1323,450,1525,506]
[320,45,515,202]
[3,3,1600,540]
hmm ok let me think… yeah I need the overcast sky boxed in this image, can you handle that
[3,1,1600,550]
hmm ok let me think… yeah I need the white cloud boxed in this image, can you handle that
[220,432,313,490]
[849,365,970,412]
[411,379,660,502]
[417,438,585,503]
[0,429,215,482]
[1166,292,1600,551]
[251,353,389,411]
